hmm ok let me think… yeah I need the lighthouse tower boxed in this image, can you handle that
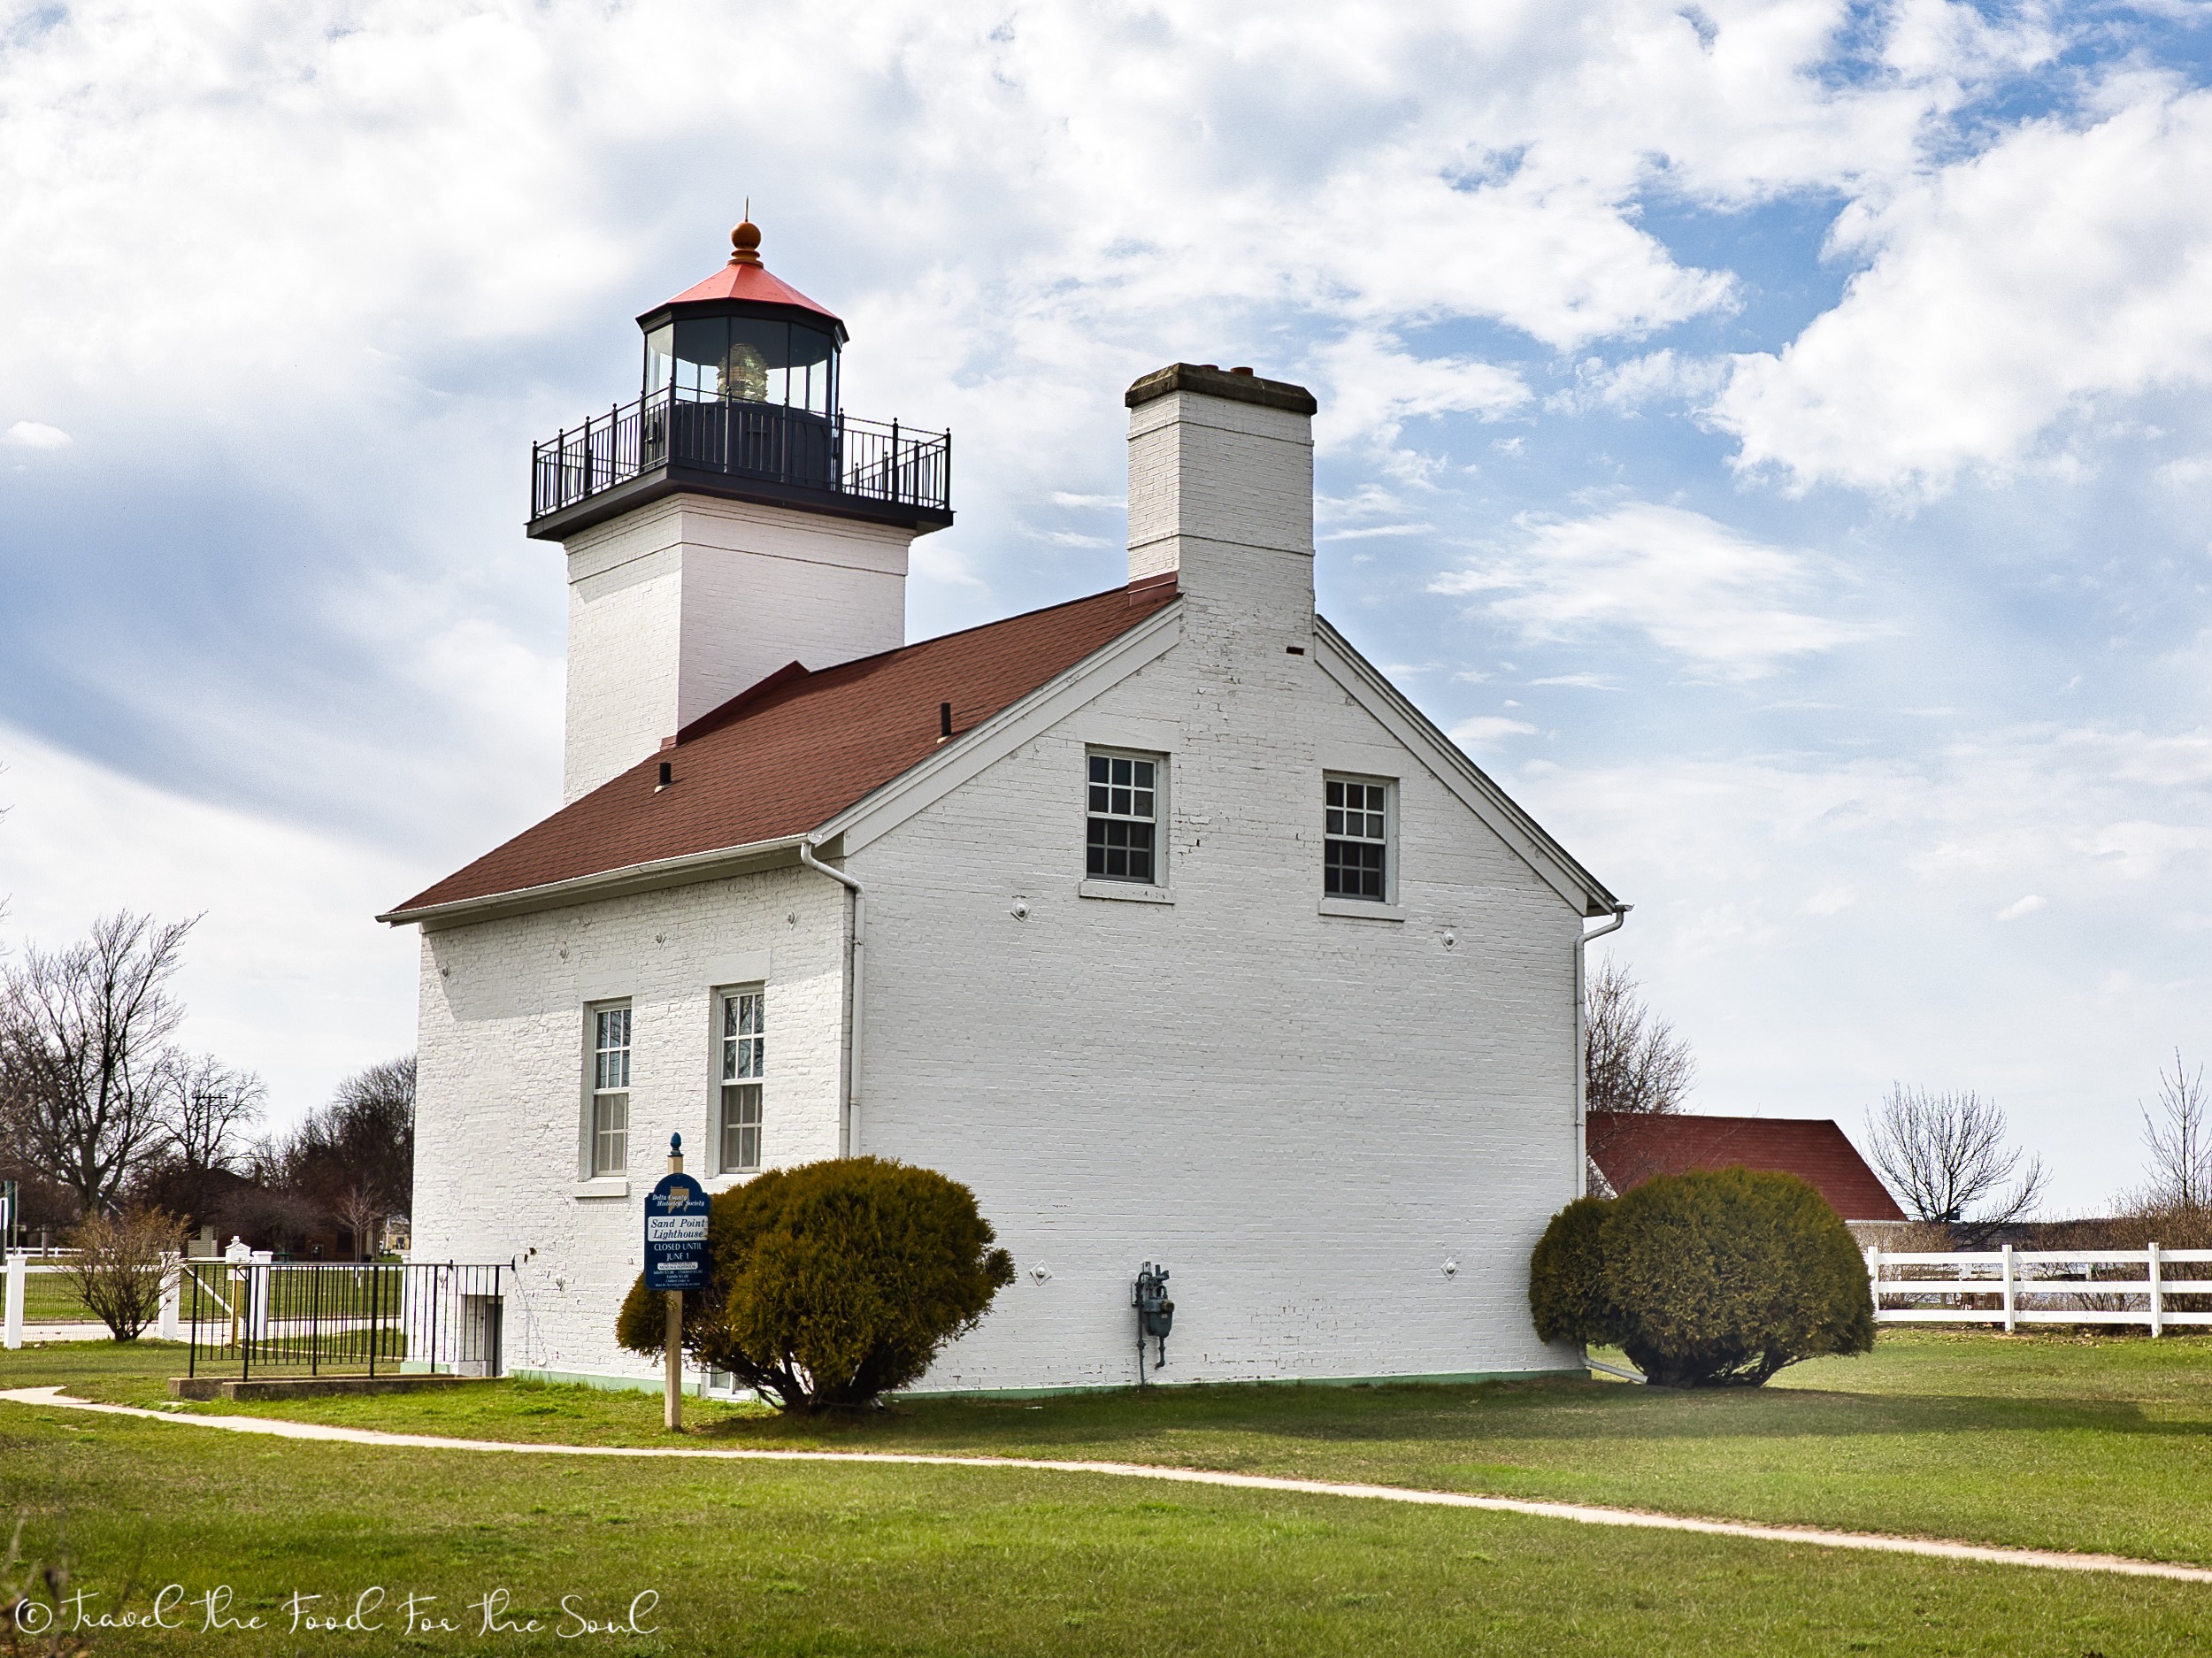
[529,219,954,802]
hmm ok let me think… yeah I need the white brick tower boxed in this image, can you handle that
[529,218,955,801]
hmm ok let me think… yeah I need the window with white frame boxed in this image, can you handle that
[589,1004,632,1175]
[718,989,764,1172]
[1087,750,1160,883]
[1325,776,1391,901]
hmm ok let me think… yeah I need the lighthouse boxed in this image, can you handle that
[529,219,954,802]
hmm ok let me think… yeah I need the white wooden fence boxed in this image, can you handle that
[1868,1244,2212,1334]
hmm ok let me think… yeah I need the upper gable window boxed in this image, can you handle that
[1086,750,1160,884]
[1325,776,1392,902]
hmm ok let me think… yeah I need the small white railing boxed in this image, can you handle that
[1867,1244,2212,1335]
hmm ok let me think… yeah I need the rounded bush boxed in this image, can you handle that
[1528,1194,1617,1348]
[1528,1169,1873,1386]
[618,1156,1015,1412]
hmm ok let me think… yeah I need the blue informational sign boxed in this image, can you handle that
[643,1172,710,1292]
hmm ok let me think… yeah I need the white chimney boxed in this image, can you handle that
[1125,364,1317,638]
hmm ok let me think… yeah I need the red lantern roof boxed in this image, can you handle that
[640,218,844,334]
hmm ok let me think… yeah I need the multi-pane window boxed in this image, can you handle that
[1086,752,1159,883]
[590,1005,631,1176]
[718,990,764,1173]
[1325,778,1390,901]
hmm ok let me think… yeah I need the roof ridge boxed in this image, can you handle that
[673,660,811,746]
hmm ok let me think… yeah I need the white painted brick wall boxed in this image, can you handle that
[561,495,917,801]
[850,601,1586,1390]
[411,869,848,1380]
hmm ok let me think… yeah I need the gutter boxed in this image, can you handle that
[798,840,866,1157]
[1574,904,1631,1200]
[377,835,810,929]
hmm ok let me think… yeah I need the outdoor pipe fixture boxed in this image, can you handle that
[1133,1262,1173,1381]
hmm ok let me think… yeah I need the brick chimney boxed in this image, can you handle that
[1124,364,1317,641]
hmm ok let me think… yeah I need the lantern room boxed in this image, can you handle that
[636,219,846,416]
[525,217,950,541]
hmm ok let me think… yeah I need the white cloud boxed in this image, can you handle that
[1310,331,1529,457]
[1997,894,2047,920]
[1432,503,1883,679]
[0,723,422,1131]
[1322,523,1435,541]
[1449,715,1539,749]
[1575,349,1730,413]
[1713,86,2212,495]
[4,421,69,449]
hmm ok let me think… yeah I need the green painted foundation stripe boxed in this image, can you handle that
[510,1366,1588,1400]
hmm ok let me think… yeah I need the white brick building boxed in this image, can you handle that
[382,223,1624,1393]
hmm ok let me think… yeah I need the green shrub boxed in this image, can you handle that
[1528,1194,1616,1347]
[1529,1169,1873,1386]
[618,1156,1014,1412]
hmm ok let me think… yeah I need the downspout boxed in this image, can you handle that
[1574,902,1630,1384]
[799,840,865,1157]
[1574,903,1631,1194]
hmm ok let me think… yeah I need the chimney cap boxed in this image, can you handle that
[1125,362,1317,416]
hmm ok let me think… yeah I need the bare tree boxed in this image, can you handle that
[1584,957,1695,1115]
[332,1184,385,1263]
[161,1055,265,1177]
[1863,1086,2047,1243]
[2134,1050,2211,1217]
[0,911,199,1212]
[257,1055,416,1254]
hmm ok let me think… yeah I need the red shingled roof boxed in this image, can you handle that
[390,579,1179,917]
[1586,1112,1906,1222]
[646,259,842,327]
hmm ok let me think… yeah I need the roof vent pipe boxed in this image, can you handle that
[939,702,952,740]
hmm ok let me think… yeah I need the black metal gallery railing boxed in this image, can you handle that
[182,1260,508,1381]
[531,389,950,521]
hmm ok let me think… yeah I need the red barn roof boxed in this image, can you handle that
[386,578,1180,919]
[1586,1112,1906,1222]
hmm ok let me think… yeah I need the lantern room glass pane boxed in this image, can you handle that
[726,318,788,404]
[672,317,728,397]
[789,326,835,415]
[643,325,675,393]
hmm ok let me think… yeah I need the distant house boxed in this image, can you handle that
[1586,1112,1906,1228]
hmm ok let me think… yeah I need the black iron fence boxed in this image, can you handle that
[182,1260,508,1381]
[532,389,950,522]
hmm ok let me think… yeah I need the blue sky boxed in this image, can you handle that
[3,0,2208,1213]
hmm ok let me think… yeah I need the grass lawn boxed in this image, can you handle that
[4,1332,2210,1653]
[30,1330,2212,1564]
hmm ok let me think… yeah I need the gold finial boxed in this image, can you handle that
[730,202,761,266]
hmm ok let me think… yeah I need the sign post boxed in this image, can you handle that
[644,1135,708,1432]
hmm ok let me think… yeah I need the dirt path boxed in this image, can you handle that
[6,1386,2208,1585]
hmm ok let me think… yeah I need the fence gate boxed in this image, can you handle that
[182,1261,510,1379]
